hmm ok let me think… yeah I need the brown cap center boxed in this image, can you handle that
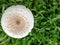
[6,14,26,34]
[16,20,21,25]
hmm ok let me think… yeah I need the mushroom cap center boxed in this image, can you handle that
[6,14,26,34]
[16,20,20,25]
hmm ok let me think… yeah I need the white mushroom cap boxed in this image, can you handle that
[1,5,34,38]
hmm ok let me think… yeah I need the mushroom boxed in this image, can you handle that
[1,5,34,38]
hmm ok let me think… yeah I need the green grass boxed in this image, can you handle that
[0,0,60,45]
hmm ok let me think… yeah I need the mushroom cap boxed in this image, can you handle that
[1,5,34,38]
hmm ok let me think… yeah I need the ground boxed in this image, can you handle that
[0,0,60,45]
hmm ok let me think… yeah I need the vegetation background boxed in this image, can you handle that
[0,0,60,45]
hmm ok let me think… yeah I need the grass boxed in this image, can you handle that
[0,0,60,45]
